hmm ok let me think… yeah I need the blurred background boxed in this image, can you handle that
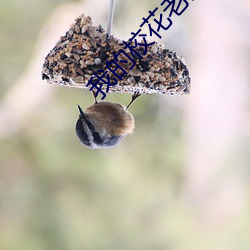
[1,0,250,249]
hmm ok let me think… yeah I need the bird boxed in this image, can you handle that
[75,92,140,149]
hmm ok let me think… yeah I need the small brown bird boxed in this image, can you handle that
[75,92,140,149]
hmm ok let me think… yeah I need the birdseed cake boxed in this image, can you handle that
[42,14,190,95]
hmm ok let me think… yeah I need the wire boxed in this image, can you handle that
[107,0,115,34]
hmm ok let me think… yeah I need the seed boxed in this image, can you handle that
[63,58,75,64]
[129,68,142,76]
[151,44,158,54]
[59,40,69,47]
[85,60,94,65]
[118,39,123,45]
[57,59,67,66]
[147,72,154,78]
[85,70,93,74]
[65,52,72,58]
[82,44,90,50]
[74,66,83,75]
[81,25,88,33]
[94,58,101,65]
[72,53,80,60]
[72,76,84,83]
[85,74,91,80]
[127,77,135,84]
[140,75,149,81]
[149,67,155,72]
[75,24,80,34]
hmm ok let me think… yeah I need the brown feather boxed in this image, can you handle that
[85,102,134,135]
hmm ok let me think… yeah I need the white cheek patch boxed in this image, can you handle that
[83,122,95,146]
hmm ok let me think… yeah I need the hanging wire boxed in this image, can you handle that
[107,0,115,34]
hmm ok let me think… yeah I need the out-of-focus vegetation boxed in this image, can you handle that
[0,0,71,97]
[1,1,250,250]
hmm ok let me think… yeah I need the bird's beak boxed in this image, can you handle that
[77,105,86,119]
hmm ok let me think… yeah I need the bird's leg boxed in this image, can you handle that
[126,92,141,110]
[91,90,98,104]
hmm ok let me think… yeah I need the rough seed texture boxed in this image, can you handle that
[42,14,190,95]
